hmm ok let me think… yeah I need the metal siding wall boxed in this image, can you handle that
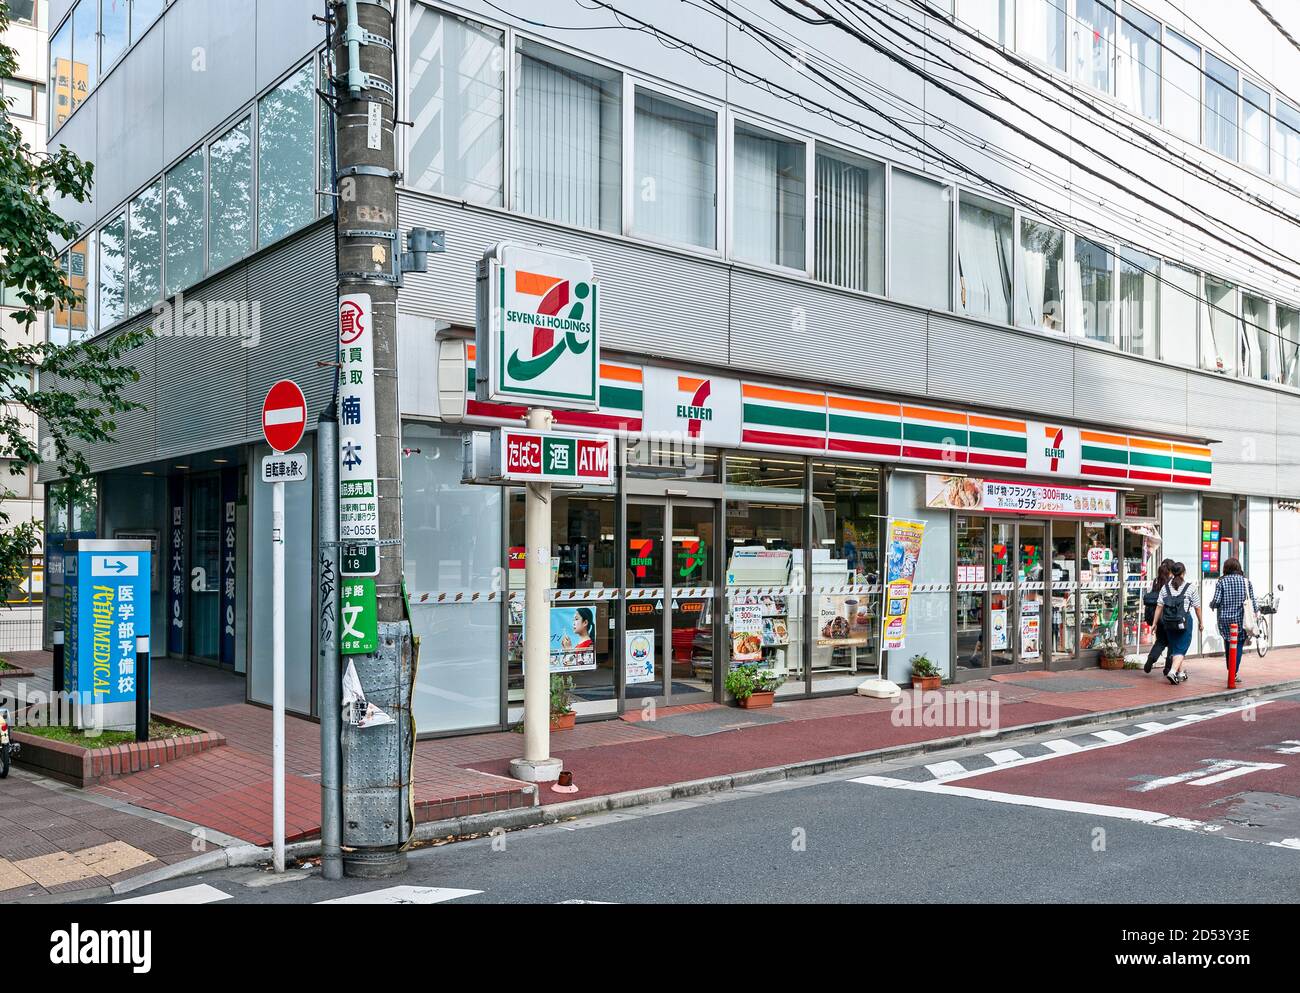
[1073,348,1191,435]
[256,0,327,92]
[153,269,250,458]
[96,23,166,218]
[927,316,1074,416]
[397,194,731,366]
[1276,395,1300,495]
[1188,375,1279,496]
[244,222,337,437]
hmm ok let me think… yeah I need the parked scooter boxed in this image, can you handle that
[0,707,18,778]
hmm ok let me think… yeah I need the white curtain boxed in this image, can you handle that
[815,154,882,293]
[1120,251,1158,357]
[1242,296,1273,381]
[1020,241,1046,328]
[1160,265,1198,366]
[1016,0,1065,70]
[633,92,716,249]
[1018,221,1062,331]
[1199,294,1220,371]
[958,201,1012,322]
[735,129,781,266]
[890,172,950,310]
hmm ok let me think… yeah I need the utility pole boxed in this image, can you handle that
[329,0,412,879]
[316,402,342,881]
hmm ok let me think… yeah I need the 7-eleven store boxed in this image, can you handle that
[400,341,1221,735]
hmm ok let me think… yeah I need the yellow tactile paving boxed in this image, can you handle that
[73,841,157,877]
[12,851,100,888]
[0,858,37,892]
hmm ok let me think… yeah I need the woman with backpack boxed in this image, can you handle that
[1143,559,1175,675]
[1210,557,1259,683]
[1150,561,1202,685]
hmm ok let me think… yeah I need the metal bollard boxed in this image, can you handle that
[135,635,151,742]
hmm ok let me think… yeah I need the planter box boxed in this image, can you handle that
[12,711,225,788]
[1098,655,1126,671]
[738,691,775,709]
[0,665,35,680]
[912,676,942,691]
[550,712,576,731]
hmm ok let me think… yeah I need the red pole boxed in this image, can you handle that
[1227,623,1239,689]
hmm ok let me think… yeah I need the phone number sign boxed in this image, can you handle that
[493,429,614,484]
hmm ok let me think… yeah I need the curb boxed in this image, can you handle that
[37,677,1300,899]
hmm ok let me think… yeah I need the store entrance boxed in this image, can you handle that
[625,497,719,706]
[955,516,1051,674]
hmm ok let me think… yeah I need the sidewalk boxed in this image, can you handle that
[3,647,1296,896]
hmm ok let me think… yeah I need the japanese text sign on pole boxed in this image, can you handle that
[63,539,152,731]
[492,428,614,485]
[475,241,600,410]
[262,380,307,454]
[338,292,380,577]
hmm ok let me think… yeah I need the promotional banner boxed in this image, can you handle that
[881,518,926,652]
[926,474,1117,517]
[625,628,655,685]
[730,603,764,664]
[549,606,597,672]
[338,292,380,577]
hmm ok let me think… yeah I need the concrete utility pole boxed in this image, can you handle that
[330,0,412,878]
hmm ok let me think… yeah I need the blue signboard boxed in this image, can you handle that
[220,468,238,667]
[64,541,152,726]
[168,477,185,656]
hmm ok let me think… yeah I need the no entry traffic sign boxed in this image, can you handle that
[262,380,307,453]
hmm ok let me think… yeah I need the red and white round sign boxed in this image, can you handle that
[262,380,307,453]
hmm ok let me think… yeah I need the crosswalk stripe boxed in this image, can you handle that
[1137,722,1171,731]
[316,886,481,905]
[1091,729,1130,742]
[1042,739,1082,754]
[924,760,967,778]
[987,749,1023,765]
[112,883,231,905]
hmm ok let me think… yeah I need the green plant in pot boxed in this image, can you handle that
[910,653,942,691]
[1095,635,1126,670]
[550,673,576,730]
[724,663,785,709]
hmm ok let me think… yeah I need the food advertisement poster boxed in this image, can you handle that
[1020,600,1041,659]
[881,518,926,652]
[731,603,764,664]
[625,628,655,684]
[549,606,597,673]
[926,474,1117,517]
[990,607,1009,651]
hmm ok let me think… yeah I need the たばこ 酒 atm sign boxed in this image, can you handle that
[493,429,614,484]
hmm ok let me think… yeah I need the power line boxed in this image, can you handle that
[1248,0,1300,57]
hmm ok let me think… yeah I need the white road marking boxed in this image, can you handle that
[849,775,911,787]
[1270,740,1300,754]
[316,886,481,905]
[1137,722,1171,731]
[1187,763,1285,787]
[1134,760,1285,792]
[1042,739,1083,754]
[112,883,231,905]
[924,760,967,778]
[1091,729,1130,742]
[987,749,1023,765]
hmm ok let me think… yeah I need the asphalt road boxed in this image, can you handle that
[82,693,1300,905]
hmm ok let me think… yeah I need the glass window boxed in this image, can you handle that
[1160,262,1198,366]
[165,146,205,297]
[890,170,952,310]
[1205,53,1239,160]
[1117,4,1159,121]
[208,116,253,271]
[70,232,94,340]
[1016,0,1066,71]
[99,211,126,328]
[49,17,71,131]
[632,89,717,250]
[258,63,317,247]
[128,178,162,314]
[815,146,883,293]
[1202,276,1238,376]
[2,79,35,119]
[101,0,129,69]
[50,249,71,346]
[957,0,1011,44]
[1242,293,1273,382]
[1278,304,1300,387]
[725,454,806,695]
[811,461,880,689]
[1017,217,1064,332]
[1119,246,1159,358]
[958,193,1013,323]
[408,6,504,205]
[1242,80,1271,173]
[1050,521,1078,659]
[1164,30,1201,142]
[1276,100,1300,187]
[513,39,621,233]
[132,0,166,44]
[71,0,98,96]
[10,1,35,25]
[733,122,806,270]
[1075,0,1115,93]
[1074,237,1114,344]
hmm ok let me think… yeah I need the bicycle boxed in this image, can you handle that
[1255,587,1281,658]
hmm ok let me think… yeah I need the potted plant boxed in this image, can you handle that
[910,654,942,691]
[1096,635,1126,670]
[724,662,785,709]
[550,674,576,731]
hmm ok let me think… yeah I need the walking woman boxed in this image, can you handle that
[1151,562,1202,685]
[1143,558,1175,675]
[1210,557,1259,684]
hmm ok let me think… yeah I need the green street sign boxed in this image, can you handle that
[340,577,378,655]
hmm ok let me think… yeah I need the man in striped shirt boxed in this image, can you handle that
[1210,558,1259,681]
